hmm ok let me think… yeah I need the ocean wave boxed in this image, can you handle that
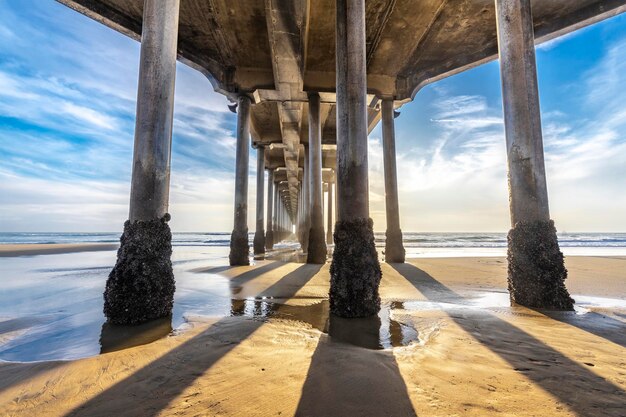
[2,232,626,248]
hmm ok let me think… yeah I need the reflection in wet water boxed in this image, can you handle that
[0,247,232,362]
[4,246,622,361]
[230,299,418,350]
[254,250,307,263]
[100,316,173,354]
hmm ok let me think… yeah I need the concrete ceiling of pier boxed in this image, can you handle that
[59,0,626,216]
[59,0,626,99]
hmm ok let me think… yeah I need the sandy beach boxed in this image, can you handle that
[0,244,626,416]
[0,243,119,257]
[0,247,624,416]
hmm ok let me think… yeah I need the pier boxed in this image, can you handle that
[58,0,626,321]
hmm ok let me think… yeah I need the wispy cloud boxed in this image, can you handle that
[366,22,626,232]
[1,1,625,233]
[0,0,241,231]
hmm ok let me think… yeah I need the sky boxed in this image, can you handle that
[0,1,625,233]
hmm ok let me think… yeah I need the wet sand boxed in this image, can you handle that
[0,243,118,257]
[0,252,624,416]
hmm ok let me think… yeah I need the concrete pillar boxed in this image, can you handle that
[495,0,572,309]
[281,200,286,239]
[381,99,405,263]
[273,181,279,243]
[280,201,286,240]
[266,170,274,250]
[276,196,281,242]
[253,147,266,255]
[229,96,252,266]
[281,197,285,240]
[326,181,333,244]
[330,0,381,318]
[301,148,310,253]
[334,169,338,228]
[297,184,302,244]
[307,93,327,263]
[104,0,180,325]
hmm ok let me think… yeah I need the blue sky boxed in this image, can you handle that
[0,1,625,232]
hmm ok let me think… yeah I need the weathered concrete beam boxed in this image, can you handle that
[495,0,573,310]
[265,0,308,216]
[105,0,180,325]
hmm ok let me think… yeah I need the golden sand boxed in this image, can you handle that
[0,243,118,257]
[0,256,624,416]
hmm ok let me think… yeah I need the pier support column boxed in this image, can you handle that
[297,184,303,245]
[282,201,286,239]
[382,99,406,263]
[330,0,382,318]
[229,96,252,266]
[273,182,279,243]
[307,93,328,263]
[302,148,310,253]
[326,180,333,245]
[104,0,180,325]
[266,170,274,250]
[495,0,572,309]
[276,197,282,243]
[253,146,266,255]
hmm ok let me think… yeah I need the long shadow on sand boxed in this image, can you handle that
[194,260,286,287]
[0,361,67,395]
[228,261,288,286]
[540,311,626,349]
[392,263,625,417]
[64,264,321,417]
[294,314,418,417]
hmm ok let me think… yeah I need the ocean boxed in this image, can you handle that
[1,231,625,362]
[2,231,626,257]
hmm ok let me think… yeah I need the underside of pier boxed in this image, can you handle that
[57,0,626,321]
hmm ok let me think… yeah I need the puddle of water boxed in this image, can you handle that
[254,249,307,263]
[401,291,626,315]
[0,247,233,362]
[230,299,419,350]
[573,295,626,309]
[100,317,173,354]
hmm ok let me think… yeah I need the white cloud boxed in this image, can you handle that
[61,102,117,130]
[367,92,510,232]
[366,27,626,232]
[1,1,625,234]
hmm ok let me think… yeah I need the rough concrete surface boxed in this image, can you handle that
[307,227,327,264]
[385,228,405,263]
[229,228,250,266]
[507,220,574,310]
[330,218,382,317]
[104,214,175,324]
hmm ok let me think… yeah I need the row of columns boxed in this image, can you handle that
[105,0,573,326]
[223,0,573,313]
